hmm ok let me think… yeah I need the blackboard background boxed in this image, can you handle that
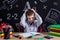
[0,0,60,32]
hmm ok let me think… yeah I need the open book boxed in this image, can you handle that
[19,32,40,38]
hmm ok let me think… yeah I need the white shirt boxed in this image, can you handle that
[20,10,43,32]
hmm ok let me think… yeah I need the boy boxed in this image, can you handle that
[20,9,43,32]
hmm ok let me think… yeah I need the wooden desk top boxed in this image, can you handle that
[18,32,60,40]
[0,32,60,40]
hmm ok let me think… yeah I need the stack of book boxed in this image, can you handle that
[9,29,13,38]
[49,25,60,37]
[0,27,4,38]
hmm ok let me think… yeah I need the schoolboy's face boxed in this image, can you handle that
[27,13,35,24]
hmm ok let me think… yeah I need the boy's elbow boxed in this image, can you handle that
[41,20,43,24]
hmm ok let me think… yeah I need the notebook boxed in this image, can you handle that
[19,32,40,38]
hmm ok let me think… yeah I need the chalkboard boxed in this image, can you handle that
[0,0,60,32]
[45,8,60,24]
[42,8,60,32]
[0,0,23,32]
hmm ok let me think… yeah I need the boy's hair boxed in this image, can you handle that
[26,9,35,17]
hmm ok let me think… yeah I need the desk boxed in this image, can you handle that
[0,32,60,40]
[18,32,60,40]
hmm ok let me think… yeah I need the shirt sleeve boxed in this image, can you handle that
[20,13,26,28]
[35,12,43,27]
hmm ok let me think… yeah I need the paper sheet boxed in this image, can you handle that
[19,32,40,38]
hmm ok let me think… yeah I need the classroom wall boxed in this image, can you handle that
[0,0,60,32]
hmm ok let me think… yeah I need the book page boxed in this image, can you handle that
[19,32,40,38]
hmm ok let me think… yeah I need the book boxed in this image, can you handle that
[19,32,40,38]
